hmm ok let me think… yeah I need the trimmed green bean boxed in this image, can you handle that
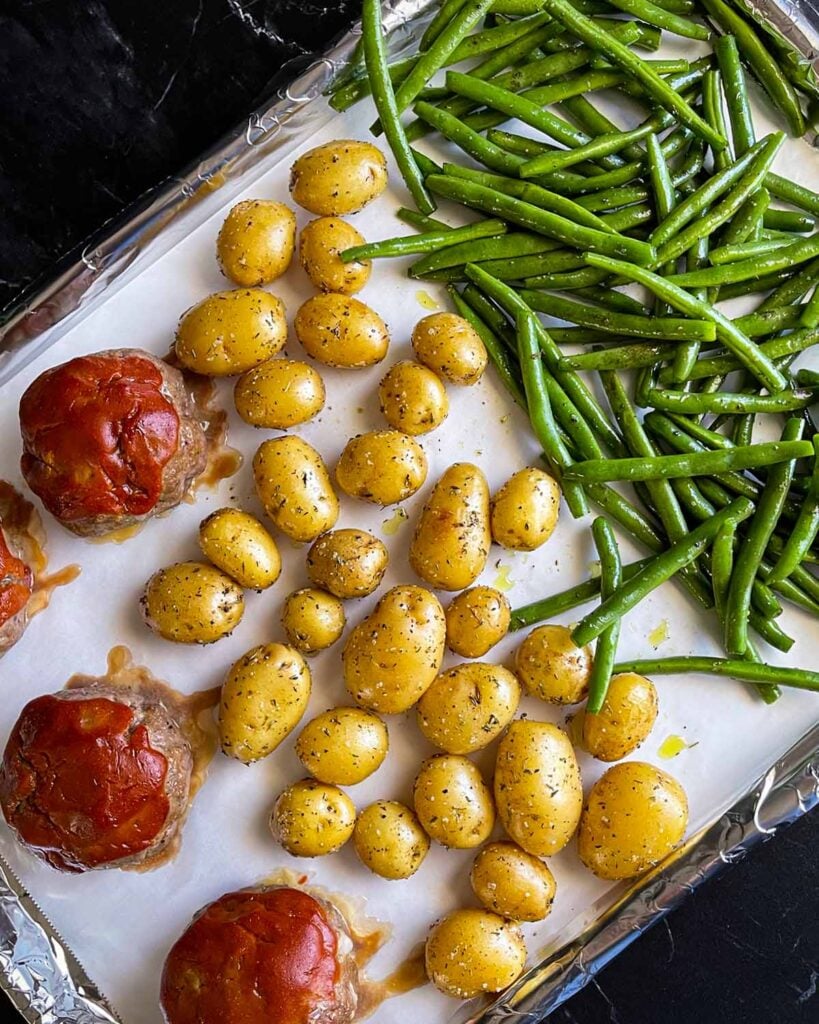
[767,436,819,583]
[669,231,819,288]
[721,189,769,246]
[560,343,676,372]
[658,327,819,383]
[603,0,709,39]
[587,517,623,714]
[765,173,819,216]
[645,388,815,415]
[611,656,819,692]
[396,208,450,232]
[709,238,792,264]
[702,69,732,172]
[715,34,755,155]
[340,219,506,262]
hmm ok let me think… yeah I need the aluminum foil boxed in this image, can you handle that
[728,0,819,100]
[1,1,819,1022]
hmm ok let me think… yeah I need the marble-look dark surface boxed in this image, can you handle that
[0,1,817,1022]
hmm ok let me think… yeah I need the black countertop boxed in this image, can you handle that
[1,1,817,1022]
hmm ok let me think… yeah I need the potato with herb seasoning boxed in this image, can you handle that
[413,754,495,849]
[295,707,388,786]
[253,436,338,542]
[219,643,311,763]
[491,467,561,551]
[299,217,371,294]
[281,588,346,654]
[416,663,520,755]
[295,294,389,368]
[409,462,490,591]
[140,562,244,644]
[198,508,281,590]
[578,762,688,880]
[581,672,659,762]
[290,140,388,216]
[411,312,487,386]
[494,720,582,856]
[470,841,557,922]
[336,430,427,506]
[425,909,526,999]
[353,800,430,880]
[306,528,388,599]
[343,585,445,713]
[378,360,449,435]
[445,586,511,658]
[234,358,325,429]
[271,779,356,857]
[216,199,296,286]
[515,624,593,705]
[174,289,287,376]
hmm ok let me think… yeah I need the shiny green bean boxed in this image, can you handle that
[586,517,623,714]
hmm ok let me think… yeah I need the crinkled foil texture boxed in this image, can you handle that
[1,0,819,1021]
[727,0,819,99]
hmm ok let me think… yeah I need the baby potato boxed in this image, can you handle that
[299,217,371,294]
[306,528,388,599]
[425,909,526,999]
[411,312,487,386]
[336,430,427,506]
[409,462,490,591]
[582,672,659,762]
[271,779,356,857]
[494,720,582,856]
[578,762,688,880]
[445,586,511,658]
[290,139,388,215]
[216,199,296,286]
[198,507,281,590]
[295,293,389,368]
[140,562,243,644]
[295,707,388,785]
[470,841,557,922]
[491,467,561,551]
[416,663,520,754]
[515,624,593,705]
[378,360,449,436]
[234,358,325,429]
[413,754,495,849]
[253,436,339,542]
[353,800,430,880]
[219,643,311,763]
[281,588,346,654]
[343,585,445,713]
[175,289,287,376]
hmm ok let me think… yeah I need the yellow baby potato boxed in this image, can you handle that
[425,909,526,999]
[413,754,495,849]
[295,293,389,368]
[198,507,281,590]
[409,462,490,591]
[490,467,561,551]
[578,761,689,880]
[290,140,388,216]
[377,360,449,435]
[175,289,287,376]
[299,217,371,294]
[353,800,430,880]
[582,672,659,762]
[271,779,356,857]
[140,562,244,644]
[494,720,582,856]
[444,585,511,658]
[336,430,427,506]
[416,663,520,754]
[306,528,389,599]
[343,584,445,713]
[411,312,487,385]
[515,624,593,705]
[281,588,346,654]
[219,643,311,763]
[234,358,325,429]
[253,436,339,542]
[295,707,388,785]
[216,199,296,286]
[470,841,557,922]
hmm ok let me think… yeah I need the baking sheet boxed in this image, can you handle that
[2,7,819,1024]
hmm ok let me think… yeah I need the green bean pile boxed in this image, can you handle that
[333,0,819,702]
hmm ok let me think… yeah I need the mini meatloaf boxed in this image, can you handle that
[0,512,34,654]
[161,886,359,1024]
[19,349,207,536]
[0,687,193,871]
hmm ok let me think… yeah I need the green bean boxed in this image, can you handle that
[700,0,805,136]
[421,0,469,49]
[721,189,769,246]
[603,0,710,38]
[521,267,612,289]
[765,173,819,216]
[671,476,718,520]
[585,482,668,553]
[711,520,737,615]
[571,498,754,646]
[802,285,819,328]
[658,412,734,450]
[340,219,506,263]
[612,656,819,692]
[414,101,525,175]
[708,237,792,265]
[714,34,755,156]
[361,0,434,214]
[396,208,451,232]
[645,388,815,415]
[724,418,805,656]
[411,148,443,177]
[669,231,819,288]
[519,117,665,177]
[573,286,648,316]
[329,57,414,113]
[450,287,526,408]
[735,305,806,335]
[461,283,516,345]
[758,256,819,311]
[586,517,623,714]
[411,232,560,275]
[583,253,788,392]
[764,208,816,233]
[658,327,819,383]
[766,436,819,583]
[563,440,813,483]
[702,69,732,172]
